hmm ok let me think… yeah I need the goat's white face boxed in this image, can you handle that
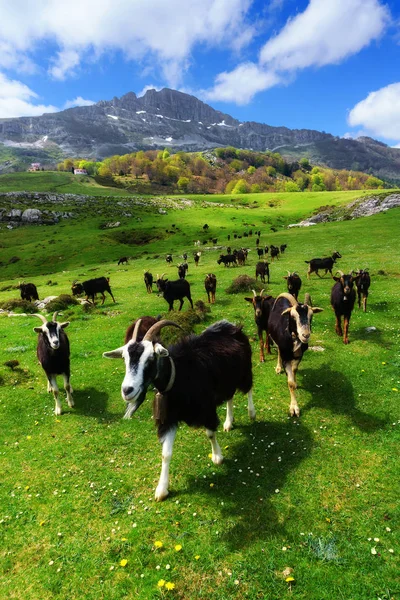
[34,322,69,349]
[282,305,323,344]
[103,340,169,415]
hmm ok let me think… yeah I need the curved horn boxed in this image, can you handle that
[304,292,312,306]
[143,320,183,342]
[287,270,291,277]
[131,319,142,342]
[260,289,265,297]
[52,312,58,322]
[31,313,48,324]
[336,270,344,277]
[275,292,298,307]
[252,289,257,297]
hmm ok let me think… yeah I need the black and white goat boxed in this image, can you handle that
[283,271,302,300]
[268,293,323,416]
[32,312,73,415]
[244,289,275,362]
[103,319,255,501]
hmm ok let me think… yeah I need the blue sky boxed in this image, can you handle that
[1,0,400,146]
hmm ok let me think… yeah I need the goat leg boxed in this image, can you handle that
[48,375,62,415]
[343,317,350,344]
[223,399,234,431]
[247,389,256,421]
[286,359,300,417]
[206,429,223,465]
[155,427,177,501]
[63,374,74,408]
[335,315,343,337]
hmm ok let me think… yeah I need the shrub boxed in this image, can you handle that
[225,275,264,294]
[0,298,37,313]
[45,295,78,312]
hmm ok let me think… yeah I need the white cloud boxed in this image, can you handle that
[0,0,254,85]
[205,0,390,104]
[0,73,58,118]
[137,85,162,97]
[203,63,281,104]
[348,82,400,141]
[64,96,96,109]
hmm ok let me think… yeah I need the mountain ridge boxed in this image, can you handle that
[1,88,400,182]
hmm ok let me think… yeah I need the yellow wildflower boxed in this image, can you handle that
[157,579,166,588]
[174,544,182,552]
[119,559,128,567]
[165,582,175,590]
[195,555,200,560]
[154,541,163,549]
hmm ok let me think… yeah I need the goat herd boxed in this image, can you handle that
[11,244,371,501]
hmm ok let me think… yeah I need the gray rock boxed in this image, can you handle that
[22,208,42,222]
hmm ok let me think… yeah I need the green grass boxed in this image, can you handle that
[0,188,399,599]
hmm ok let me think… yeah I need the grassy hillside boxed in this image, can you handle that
[0,189,399,600]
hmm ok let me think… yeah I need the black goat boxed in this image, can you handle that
[177,263,188,279]
[144,271,153,294]
[244,289,275,362]
[19,282,39,302]
[32,312,73,415]
[156,275,193,311]
[305,251,342,279]
[283,271,302,300]
[268,293,323,416]
[236,249,246,266]
[255,261,270,284]
[270,245,280,261]
[71,282,84,296]
[103,319,254,500]
[217,254,237,267]
[79,277,116,304]
[166,254,173,264]
[194,251,201,266]
[118,256,129,265]
[330,270,359,344]
[256,247,264,258]
[280,244,287,254]
[355,269,371,312]
[204,273,217,304]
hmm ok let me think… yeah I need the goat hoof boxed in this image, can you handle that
[248,410,256,421]
[54,407,62,416]
[212,454,224,465]
[275,366,282,374]
[223,422,233,432]
[290,407,300,417]
[68,399,75,408]
[155,487,169,502]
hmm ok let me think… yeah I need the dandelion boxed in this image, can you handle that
[165,582,175,590]
[154,541,163,549]
[195,555,200,560]
[174,544,182,552]
[121,537,127,542]
[157,580,166,588]
[208,453,213,459]
[286,576,295,583]
[210,483,214,488]
[26,436,32,440]
[119,559,128,567]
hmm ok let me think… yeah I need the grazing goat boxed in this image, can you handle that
[204,273,217,304]
[305,251,342,279]
[245,289,275,362]
[217,254,237,267]
[124,315,160,344]
[268,293,323,416]
[32,312,73,415]
[19,282,39,302]
[355,269,371,312]
[103,319,254,500]
[144,271,153,293]
[118,256,129,265]
[255,261,270,284]
[331,271,359,344]
[156,275,193,311]
[283,271,302,300]
[79,277,116,305]
[71,281,84,296]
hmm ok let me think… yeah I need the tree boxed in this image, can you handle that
[365,176,384,189]
[299,157,311,171]
[232,179,250,194]
[177,177,190,192]
[247,165,256,175]
[285,181,301,192]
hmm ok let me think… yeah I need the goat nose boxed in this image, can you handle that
[122,386,134,398]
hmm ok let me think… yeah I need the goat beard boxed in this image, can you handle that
[123,390,147,419]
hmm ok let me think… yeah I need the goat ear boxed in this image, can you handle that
[33,326,43,333]
[283,276,288,280]
[311,307,324,314]
[333,276,340,282]
[103,348,124,359]
[60,322,70,329]
[244,297,253,303]
[154,343,169,357]
[281,307,292,316]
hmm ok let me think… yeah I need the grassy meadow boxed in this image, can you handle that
[0,184,399,599]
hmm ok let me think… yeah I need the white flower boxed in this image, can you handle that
[371,547,377,555]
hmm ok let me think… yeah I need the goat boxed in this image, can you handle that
[118,256,129,265]
[244,289,275,362]
[283,271,302,300]
[144,271,153,294]
[236,249,246,266]
[355,269,371,312]
[19,282,39,302]
[280,244,287,254]
[256,238,260,246]
[331,270,359,344]
[71,281,84,296]
[217,254,237,267]
[166,254,173,264]
[103,319,255,501]
[182,253,188,261]
[305,251,342,279]
[177,263,188,279]
[32,312,73,415]
[205,274,217,304]
[255,261,270,284]
[268,293,323,416]
[156,275,193,311]
[124,315,161,344]
[80,277,116,305]
[270,245,280,261]
[194,251,201,266]
[256,247,264,258]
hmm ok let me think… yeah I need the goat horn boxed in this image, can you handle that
[130,319,142,342]
[143,320,183,342]
[336,270,344,277]
[287,270,291,276]
[252,289,257,297]
[304,293,312,306]
[260,289,265,297]
[31,313,48,324]
[275,293,298,306]
[52,312,58,322]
